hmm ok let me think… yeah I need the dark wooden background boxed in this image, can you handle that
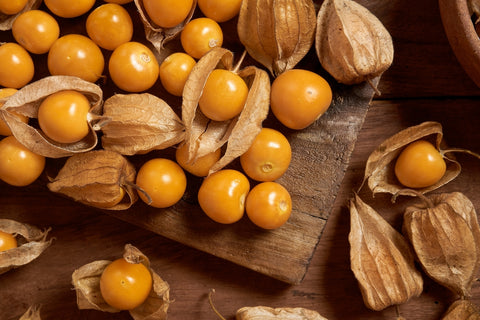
[2,0,480,319]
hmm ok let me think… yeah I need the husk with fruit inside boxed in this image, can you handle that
[100,93,185,155]
[237,0,316,77]
[441,299,480,320]
[0,219,52,275]
[182,47,270,175]
[236,306,328,320]
[133,0,197,58]
[315,0,394,86]
[360,121,460,197]
[348,193,423,311]
[47,150,138,210]
[0,0,42,30]
[71,244,170,320]
[0,75,103,158]
[402,191,480,298]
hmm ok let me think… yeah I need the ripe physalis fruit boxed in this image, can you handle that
[48,150,138,210]
[0,75,103,158]
[0,0,42,31]
[175,142,221,177]
[348,194,423,311]
[133,0,196,54]
[182,47,270,175]
[315,0,394,86]
[100,93,185,155]
[360,121,461,197]
[180,17,223,59]
[0,219,52,275]
[237,0,316,77]
[0,88,28,136]
[72,244,170,319]
[402,191,480,298]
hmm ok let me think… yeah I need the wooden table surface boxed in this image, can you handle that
[2,0,480,319]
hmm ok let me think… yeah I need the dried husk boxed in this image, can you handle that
[72,244,170,320]
[315,0,394,85]
[0,75,103,158]
[237,0,316,77]
[360,121,461,196]
[402,192,480,298]
[100,93,185,155]
[47,150,138,210]
[182,47,270,174]
[0,219,52,275]
[441,299,480,320]
[348,193,423,311]
[0,0,42,30]
[133,0,197,56]
[18,305,42,320]
[236,306,328,320]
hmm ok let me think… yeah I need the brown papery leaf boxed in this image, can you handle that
[360,121,460,196]
[236,306,328,320]
[18,305,42,320]
[237,0,316,77]
[72,244,171,320]
[0,75,103,158]
[441,299,480,320]
[0,219,52,275]
[0,0,42,30]
[47,150,138,210]
[182,47,270,174]
[315,0,394,85]
[348,194,423,311]
[133,0,196,57]
[403,192,480,298]
[100,93,185,155]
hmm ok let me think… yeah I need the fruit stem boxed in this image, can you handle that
[232,50,247,74]
[367,78,382,96]
[442,147,480,160]
[208,289,227,320]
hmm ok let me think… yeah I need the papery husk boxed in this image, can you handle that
[236,306,328,320]
[72,244,170,320]
[315,0,394,85]
[133,0,197,57]
[0,219,52,275]
[402,192,480,298]
[100,93,185,155]
[0,0,42,30]
[237,0,316,77]
[348,193,423,311]
[47,150,138,210]
[441,299,480,320]
[0,75,103,158]
[19,305,42,320]
[182,47,270,174]
[360,121,461,196]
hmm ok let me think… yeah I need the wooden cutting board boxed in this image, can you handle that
[107,77,377,284]
[0,1,377,285]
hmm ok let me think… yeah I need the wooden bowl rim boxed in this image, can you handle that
[439,0,480,88]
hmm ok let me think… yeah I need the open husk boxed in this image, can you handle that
[18,305,42,320]
[402,192,480,298]
[360,121,461,196]
[182,47,270,174]
[72,244,170,320]
[237,0,316,77]
[0,75,103,158]
[100,93,185,155]
[133,0,196,57]
[315,0,393,85]
[441,299,480,320]
[236,306,328,320]
[0,219,53,275]
[47,150,138,210]
[0,0,42,30]
[348,194,423,311]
